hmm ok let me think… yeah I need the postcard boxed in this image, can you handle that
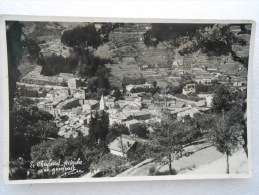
[1,15,255,184]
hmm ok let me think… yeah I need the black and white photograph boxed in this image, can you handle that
[2,17,254,183]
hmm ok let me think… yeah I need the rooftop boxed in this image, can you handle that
[109,135,137,153]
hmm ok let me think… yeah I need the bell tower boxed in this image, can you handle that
[100,95,105,110]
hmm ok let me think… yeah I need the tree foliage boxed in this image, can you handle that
[130,123,149,139]
[107,123,130,143]
[10,100,59,160]
[21,38,41,61]
[212,85,234,113]
[30,135,109,178]
[61,23,123,49]
[89,111,109,143]
[6,21,23,108]
[208,111,241,173]
[38,53,78,76]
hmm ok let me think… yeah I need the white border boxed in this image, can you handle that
[0,15,256,184]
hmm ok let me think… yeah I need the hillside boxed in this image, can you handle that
[20,22,250,87]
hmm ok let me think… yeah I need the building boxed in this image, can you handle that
[73,89,86,100]
[109,136,137,157]
[182,84,196,95]
[177,107,200,120]
[56,98,80,109]
[124,119,141,131]
[109,113,128,125]
[195,73,216,84]
[195,100,206,107]
[233,81,247,87]
[82,100,99,112]
[126,83,153,92]
[205,95,213,108]
[99,95,106,110]
[67,78,81,91]
[46,90,54,100]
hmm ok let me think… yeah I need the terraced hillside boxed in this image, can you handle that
[95,23,250,88]
[20,22,250,87]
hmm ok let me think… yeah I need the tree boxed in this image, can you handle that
[212,85,233,113]
[151,122,183,175]
[21,38,41,61]
[30,134,109,178]
[61,23,123,49]
[90,153,128,177]
[107,123,130,143]
[10,101,58,160]
[130,124,149,139]
[152,81,157,88]
[208,111,240,174]
[89,111,109,143]
[6,21,23,108]
[112,88,123,101]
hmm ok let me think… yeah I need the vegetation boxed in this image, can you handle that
[30,135,109,179]
[17,86,48,97]
[37,53,78,76]
[208,111,241,174]
[130,124,149,139]
[122,76,146,86]
[21,38,41,62]
[144,23,250,68]
[61,23,123,49]
[90,153,128,177]
[107,123,130,143]
[6,21,23,108]
[89,111,109,143]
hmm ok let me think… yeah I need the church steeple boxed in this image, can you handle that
[100,94,105,110]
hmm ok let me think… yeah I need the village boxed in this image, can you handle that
[15,53,247,165]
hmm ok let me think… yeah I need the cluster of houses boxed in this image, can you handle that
[17,59,246,159]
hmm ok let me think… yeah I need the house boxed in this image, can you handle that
[195,73,216,84]
[182,84,196,95]
[105,97,116,108]
[131,110,150,120]
[37,102,53,113]
[109,136,137,157]
[166,99,185,109]
[56,98,80,109]
[46,90,54,100]
[67,78,81,91]
[195,100,206,107]
[54,89,70,99]
[205,95,213,108]
[125,83,153,92]
[124,119,141,131]
[109,113,128,125]
[169,107,191,119]
[177,107,200,120]
[73,89,86,100]
[82,100,99,112]
[233,81,247,87]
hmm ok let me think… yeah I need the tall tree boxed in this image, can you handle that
[212,85,233,113]
[208,111,240,174]
[6,21,23,109]
[151,122,183,175]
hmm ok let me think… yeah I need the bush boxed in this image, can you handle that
[155,169,177,176]
[149,166,156,176]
